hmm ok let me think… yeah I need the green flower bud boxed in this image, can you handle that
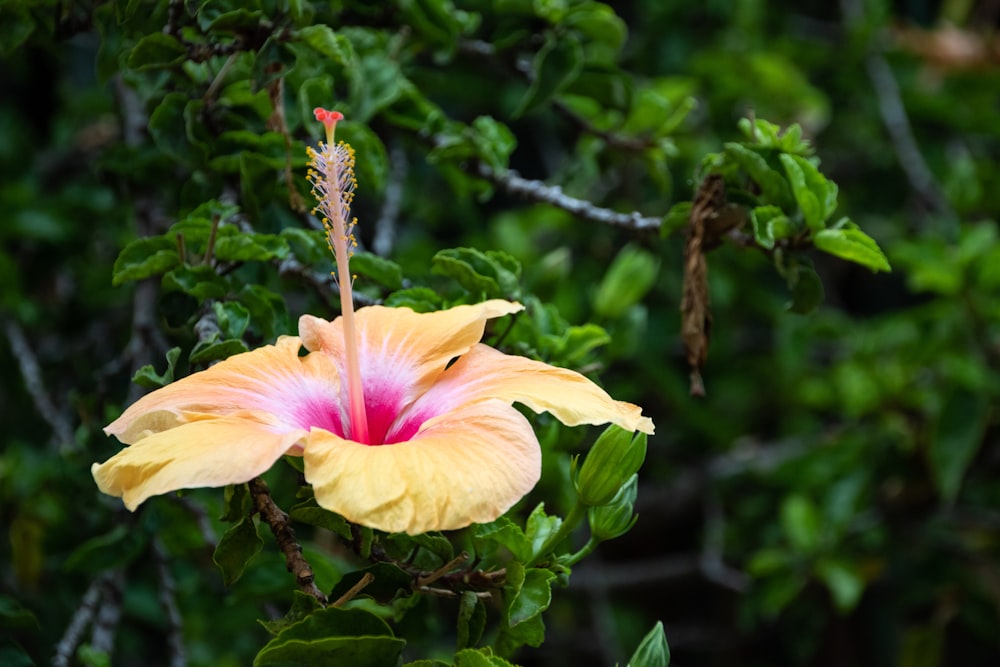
[589,474,639,541]
[574,426,647,506]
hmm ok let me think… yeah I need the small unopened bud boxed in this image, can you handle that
[574,425,647,507]
[589,474,639,541]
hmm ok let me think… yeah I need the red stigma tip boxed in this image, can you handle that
[313,107,344,127]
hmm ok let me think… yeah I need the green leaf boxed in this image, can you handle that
[0,644,35,667]
[457,591,487,650]
[474,516,531,563]
[213,516,263,586]
[506,564,556,628]
[213,301,250,339]
[740,118,812,155]
[298,25,353,64]
[127,33,187,70]
[780,153,836,231]
[553,323,610,366]
[220,484,251,523]
[564,2,627,65]
[515,31,584,116]
[815,558,865,613]
[661,201,692,238]
[780,495,822,554]
[0,7,35,57]
[782,257,825,315]
[189,338,249,365]
[258,590,325,636]
[205,8,264,32]
[64,525,147,574]
[524,504,562,562]
[214,233,289,262]
[750,205,792,250]
[409,532,455,563]
[132,347,182,389]
[289,504,353,541]
[398,0,468,50]
[112,237,180,285]
[929,388,989,504]
[592,244,659,319]
[329,562,412,603]
[254,607,404,667]
[813,226,891,272]
[384,287,443,312]
[627,621,670,667]
[281,227,328,265]
[471,116,517,172]
[432,248,521,299]
[238,284,288,340]
[723,143,793,210]
[149,93,194,162]
[454,648,518,666]
[350,252,404,290]
[162,264,229,300]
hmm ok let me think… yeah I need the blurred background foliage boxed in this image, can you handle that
[2,0,999,665]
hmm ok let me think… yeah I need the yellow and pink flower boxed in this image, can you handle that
[92,109,653,535]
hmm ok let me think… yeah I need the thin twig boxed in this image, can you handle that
[152,539,187,667]
[840,0,956,224]
[248,477,328,604]
[475,162,663,231]
[416,552,470,587]
[331,572,375,607]
[3,318,76,450]
[53,572,113,667]
[90,569,126,655]
[417,587,493,599]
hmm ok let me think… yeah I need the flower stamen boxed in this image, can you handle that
[307,107,369,444]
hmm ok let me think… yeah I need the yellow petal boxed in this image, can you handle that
[304,399,541,534]
[105,336,342,443]
[394,344,654,439]
[299,300,522,402]
[93,413,306,510]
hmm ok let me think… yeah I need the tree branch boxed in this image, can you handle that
[474,161,663,231]
[152,539,187,667]
[89,569,125,655]
[840,0,956,223]
[53,572,113,667]
[248,477,328,605]
[3,318,76,450]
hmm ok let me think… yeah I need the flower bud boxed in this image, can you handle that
[574,425,646,506]
[589,474,638,541]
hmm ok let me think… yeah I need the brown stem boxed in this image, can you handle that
[248,477,328,605]
[331,572,375,607]
[416,552,470,587]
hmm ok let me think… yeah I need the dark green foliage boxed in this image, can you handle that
[3,1,1000,666]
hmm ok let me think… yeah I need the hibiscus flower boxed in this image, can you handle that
[92,109,653,534]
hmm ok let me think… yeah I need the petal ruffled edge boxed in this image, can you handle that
[105,336,342,443]
[304,398,541,534]
[389,344,654,443]
[93,412,306,510]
